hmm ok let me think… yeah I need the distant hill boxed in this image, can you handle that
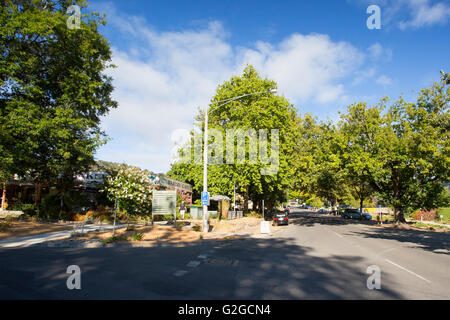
[90,160,155,175]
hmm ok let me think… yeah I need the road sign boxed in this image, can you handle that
[152,190,177,225]
[201,191,209,206]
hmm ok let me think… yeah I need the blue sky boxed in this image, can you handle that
[88,0,450,173]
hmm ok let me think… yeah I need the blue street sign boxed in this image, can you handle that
[201,191,209,206]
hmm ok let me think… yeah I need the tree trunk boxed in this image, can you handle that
[394,207,406,223]
[34,183,42,206]
[1,182,6,211]
[360,198,364,218]
[243,186,249,214]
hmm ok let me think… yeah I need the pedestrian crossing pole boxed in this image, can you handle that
[112,196,118,237]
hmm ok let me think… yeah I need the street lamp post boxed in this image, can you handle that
[202,89,276,232]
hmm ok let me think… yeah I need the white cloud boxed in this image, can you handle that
[376,75,394,86]
[354,0,450,29]
[96,6,377,173]
[398,0,450,29]
[368,43,393,61]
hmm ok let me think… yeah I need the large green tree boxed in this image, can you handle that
[291,114,350,208]
[0,0,117,205]
[339,74,449,222]
[168,65,297,211]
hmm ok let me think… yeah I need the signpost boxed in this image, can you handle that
[201,191,209,232]
[260,199,270,234]
[201,191,209,206]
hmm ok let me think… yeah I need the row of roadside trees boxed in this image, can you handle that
[168,67,449,223]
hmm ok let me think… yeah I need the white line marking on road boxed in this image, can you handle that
[187,261,201,268]
[333,231,344,239]
[198,254,208,259]
[376,247,398,257]
[174,270,188,277]
[385,259,431,283]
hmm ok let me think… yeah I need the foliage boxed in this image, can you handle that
[290,72,449,223]
[101,234,128,244]
[338,75,449,222]
[8,203,38,216]
[0,221,11,231]
[102,165,153,215]
[413,209,438,221]
[131,231,144,241]
[0,0,117,201]
[168,65,297,211]
[437,207,450,222]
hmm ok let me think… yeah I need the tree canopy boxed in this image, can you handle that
[168,65,297,211]
[0,0,117,202]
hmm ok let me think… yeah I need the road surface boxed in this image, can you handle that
[0,209,448,299]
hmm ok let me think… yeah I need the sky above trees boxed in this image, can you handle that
[88,0,450,173]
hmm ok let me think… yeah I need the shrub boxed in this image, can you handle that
[0,221,11,231]
[8,203,37,216]
[101,234,128,244]
[5,215,19,222]
[413,209,437,221]
[102,165,153,215]
[175,221,187,231]
[131,231,144,241]
[192,225,201,232]
[70,232,87,238]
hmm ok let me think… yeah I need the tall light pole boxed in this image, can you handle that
[202,89,276,232]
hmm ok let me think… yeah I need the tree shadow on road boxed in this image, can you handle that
[344,226,450,254]
[289,212,377,227]
[0,235,404,300]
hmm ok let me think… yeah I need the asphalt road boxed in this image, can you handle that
[0,209,449,299]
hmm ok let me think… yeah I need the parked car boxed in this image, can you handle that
[285,206,291,215]
[273,212,289,226]
[342,209,372,220]
[317,208,329,214]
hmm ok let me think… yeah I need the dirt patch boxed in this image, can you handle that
[209,217,264,234]
[69,218,271,244]
[0,220,73,240]
[73,225,204,243]
[376,223,449,233]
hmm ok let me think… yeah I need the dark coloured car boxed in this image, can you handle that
[342,209,372,220]
[273,212,289,226]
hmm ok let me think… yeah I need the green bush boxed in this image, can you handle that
[5,215,19,222]
[0,221,11,231]
[8,203,38,216]
[101,234,128,244]
[40,191,89,220]
[153,214,177,222]
[131,231,144,241]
